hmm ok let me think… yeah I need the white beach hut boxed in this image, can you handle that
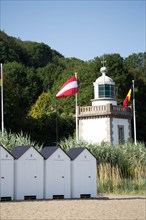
[68,147,97,199]
[11,146,44,200]
[41,146,71,199]
[0,145,14,201]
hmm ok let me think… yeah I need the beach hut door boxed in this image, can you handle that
[0,160,13,198]
[79,161,92,193]
[53,161,65,195]
[24,160,37,196]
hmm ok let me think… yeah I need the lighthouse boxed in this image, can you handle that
[78,62,132,145]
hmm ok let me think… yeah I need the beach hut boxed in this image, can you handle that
[0,145,14,201]
[41,146,71,199]
[68,147,97,199]
[11,146,44,200]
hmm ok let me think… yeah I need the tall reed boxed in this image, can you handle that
[97,163,146,194]
[0,130,42,151]
[60,137,146,194]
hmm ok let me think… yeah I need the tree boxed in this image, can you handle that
[1,31,146,144]
[28,91,52,119]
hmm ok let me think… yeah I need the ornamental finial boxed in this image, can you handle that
[101,57,106,67]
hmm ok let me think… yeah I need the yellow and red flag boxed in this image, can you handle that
[123,88,132,108]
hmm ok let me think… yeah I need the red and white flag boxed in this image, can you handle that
[56,75,78,98]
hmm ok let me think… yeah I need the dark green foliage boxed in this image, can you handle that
[0,31,146,145]
[0,30,63,67]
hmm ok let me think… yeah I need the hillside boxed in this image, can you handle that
[0,30,146,145]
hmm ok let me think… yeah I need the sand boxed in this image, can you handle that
[0,194,146,220]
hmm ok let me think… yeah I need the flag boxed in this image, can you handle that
[56,75,78,98]
[123,88,132,108]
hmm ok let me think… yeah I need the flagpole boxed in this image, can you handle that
[132,80,137,145]
[1,63,4,136]
[75,72,78,142]
[55,103,58,147]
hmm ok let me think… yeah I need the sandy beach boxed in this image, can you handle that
[0,194,146,220]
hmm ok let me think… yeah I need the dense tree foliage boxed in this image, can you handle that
[0,30,146,145]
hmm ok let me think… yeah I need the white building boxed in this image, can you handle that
[78,66,132,145]
[11,146,44,200]
[41,146,71,199]
[68,147,97,199]
[0,145,14,201]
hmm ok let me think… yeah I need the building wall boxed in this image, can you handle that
[92,100,117,106]
[14,147,44,200]
[0,146,14,200]
[44,148,71,199]
[79,117,111,144]
[71,149,97,198]
[112,118,131,145]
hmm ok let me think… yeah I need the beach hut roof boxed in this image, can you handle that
[67,147,86,160]
[11,145,31,159]
[41,146,71,159]
[68,147,96,160]
[0,144,14,157]
[41,146,59,159]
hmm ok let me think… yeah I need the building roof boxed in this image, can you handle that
[94,66,114,85]
[11,145,31,159]
[67,147,86,160]
[95,75,114,84]
[41,146,59,159]
[0,144,14,158]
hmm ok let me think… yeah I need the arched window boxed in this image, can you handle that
[98,84,115,98]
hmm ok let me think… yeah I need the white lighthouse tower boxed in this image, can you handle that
[78,62,132,145]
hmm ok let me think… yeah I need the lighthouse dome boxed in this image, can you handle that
[95,67,114,85]
[92,65,117,106]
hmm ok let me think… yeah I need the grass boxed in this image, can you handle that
[1,133,145,195]
[0,130,43,151]
[60,137,146,195]
[97,163,146,195]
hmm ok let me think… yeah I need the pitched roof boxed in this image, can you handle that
[0,144,14,158]
[41,146,59,159]
[11,146,31,159]
[67,147,86,160]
